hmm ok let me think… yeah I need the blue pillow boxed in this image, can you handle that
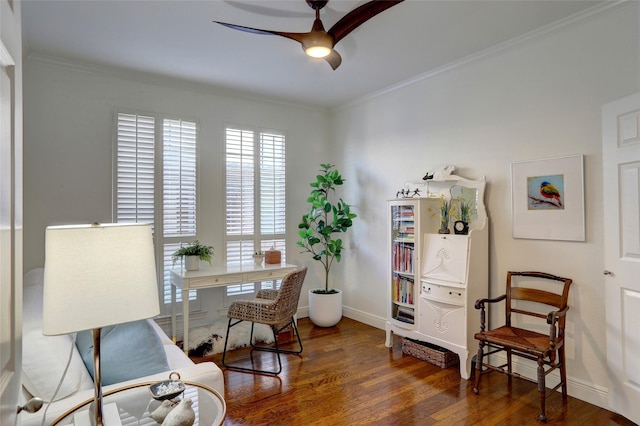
[76,320,170,386]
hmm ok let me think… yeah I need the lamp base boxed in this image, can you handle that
[93,328,104,426]
[79,402,122,426]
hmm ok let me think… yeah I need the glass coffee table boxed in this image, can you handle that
[51,380,226,426]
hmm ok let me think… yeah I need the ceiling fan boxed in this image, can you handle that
[214,0,405,70]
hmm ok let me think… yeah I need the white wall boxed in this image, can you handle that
[22,58,331,327]
[332,3,639,408]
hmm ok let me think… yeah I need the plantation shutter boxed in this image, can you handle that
[115,113,199,309]
[225,127,255,267]
[162,119,198,304]
[259,131,287,262]
[224,126,287,296]
[163,119,197,237]
[115,113,155,225]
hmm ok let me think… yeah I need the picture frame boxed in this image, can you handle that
[511,154,585,241]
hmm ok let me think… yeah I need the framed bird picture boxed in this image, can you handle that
[511,154,585,241]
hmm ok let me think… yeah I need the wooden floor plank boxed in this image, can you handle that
[191,317,634,425]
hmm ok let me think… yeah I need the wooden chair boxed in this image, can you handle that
[472,271,573,422]
[222,266,307,375]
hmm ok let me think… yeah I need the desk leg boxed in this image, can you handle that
[183,290,190,355]
[171,285,177,344]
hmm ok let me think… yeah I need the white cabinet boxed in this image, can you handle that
[385,174,488,380]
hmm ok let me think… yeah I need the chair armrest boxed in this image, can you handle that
[547,306,569,325]
[546,306,570,353]
[474,294,506,333]
[474,294,506,310]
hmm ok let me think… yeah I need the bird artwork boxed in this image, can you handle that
[422,172,434,180]
[162,398,195,426]
[539,181,563,207]
[150,399,178,424]
[432,165,456,181]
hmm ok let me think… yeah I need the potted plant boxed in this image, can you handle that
[172,240,214,271]
[298,163,357,327]
[253,250,265,265]
[438,197,452,234]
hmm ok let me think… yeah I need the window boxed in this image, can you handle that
[114,113,198,310]
[225,125,286,297]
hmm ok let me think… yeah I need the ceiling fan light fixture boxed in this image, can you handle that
[305,45,332,58]
[303,30,333,58]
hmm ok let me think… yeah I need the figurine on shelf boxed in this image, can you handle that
[432,165,456,181]
[396,188,421,198]
[422,172,434,180]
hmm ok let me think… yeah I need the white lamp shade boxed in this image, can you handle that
[43,223,160,336]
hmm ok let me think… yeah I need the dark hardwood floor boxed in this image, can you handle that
[191,317,635,426]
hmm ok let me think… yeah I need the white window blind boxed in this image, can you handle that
[163,119,197,237]
[162,118,198,304]
[115,113,198,309]
[225,126,286,297]
[115,113,155,225]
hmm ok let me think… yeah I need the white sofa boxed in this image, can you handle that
[20,268,224,426]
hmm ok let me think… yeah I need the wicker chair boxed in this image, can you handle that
[472,271,573,422]
[222,266,307,375]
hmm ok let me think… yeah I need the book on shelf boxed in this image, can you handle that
[395,315,414,324]
[398,225,415,233]
[392,244,414,274]
[392,274,415,304]
[395,305,415,323]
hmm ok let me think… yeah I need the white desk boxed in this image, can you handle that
[170,262,298,352]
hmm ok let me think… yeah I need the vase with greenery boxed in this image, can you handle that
[172,240,214,270]
[458,199,474,224]
[438,197,452,234]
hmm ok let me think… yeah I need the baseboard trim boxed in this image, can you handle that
[487,353,609,410]
[342,306,387,330]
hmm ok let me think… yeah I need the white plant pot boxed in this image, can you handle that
[308,289,342,327]
[185,255,200,271]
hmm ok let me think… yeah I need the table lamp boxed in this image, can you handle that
[42,222,160,426]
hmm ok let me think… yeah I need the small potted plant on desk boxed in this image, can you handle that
[253,251,265,265]
[172,241,214,271]
[298,163,357,327]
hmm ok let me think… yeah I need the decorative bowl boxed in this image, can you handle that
[149,372,185,400]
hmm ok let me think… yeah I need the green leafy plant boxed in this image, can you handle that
[439,197,452,229]
[172,241,214,265]
[451,197,475,223]
[459,200,472,223]
[298,164,357,294]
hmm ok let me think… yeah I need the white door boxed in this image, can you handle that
[603,92,640,424]
[0,33,22,424]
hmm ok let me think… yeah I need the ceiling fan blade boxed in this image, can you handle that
[214,21,309,45]
[324,49,342,70]
[328,0,405,45]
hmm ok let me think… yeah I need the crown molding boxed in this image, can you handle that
[336,1,634,112]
